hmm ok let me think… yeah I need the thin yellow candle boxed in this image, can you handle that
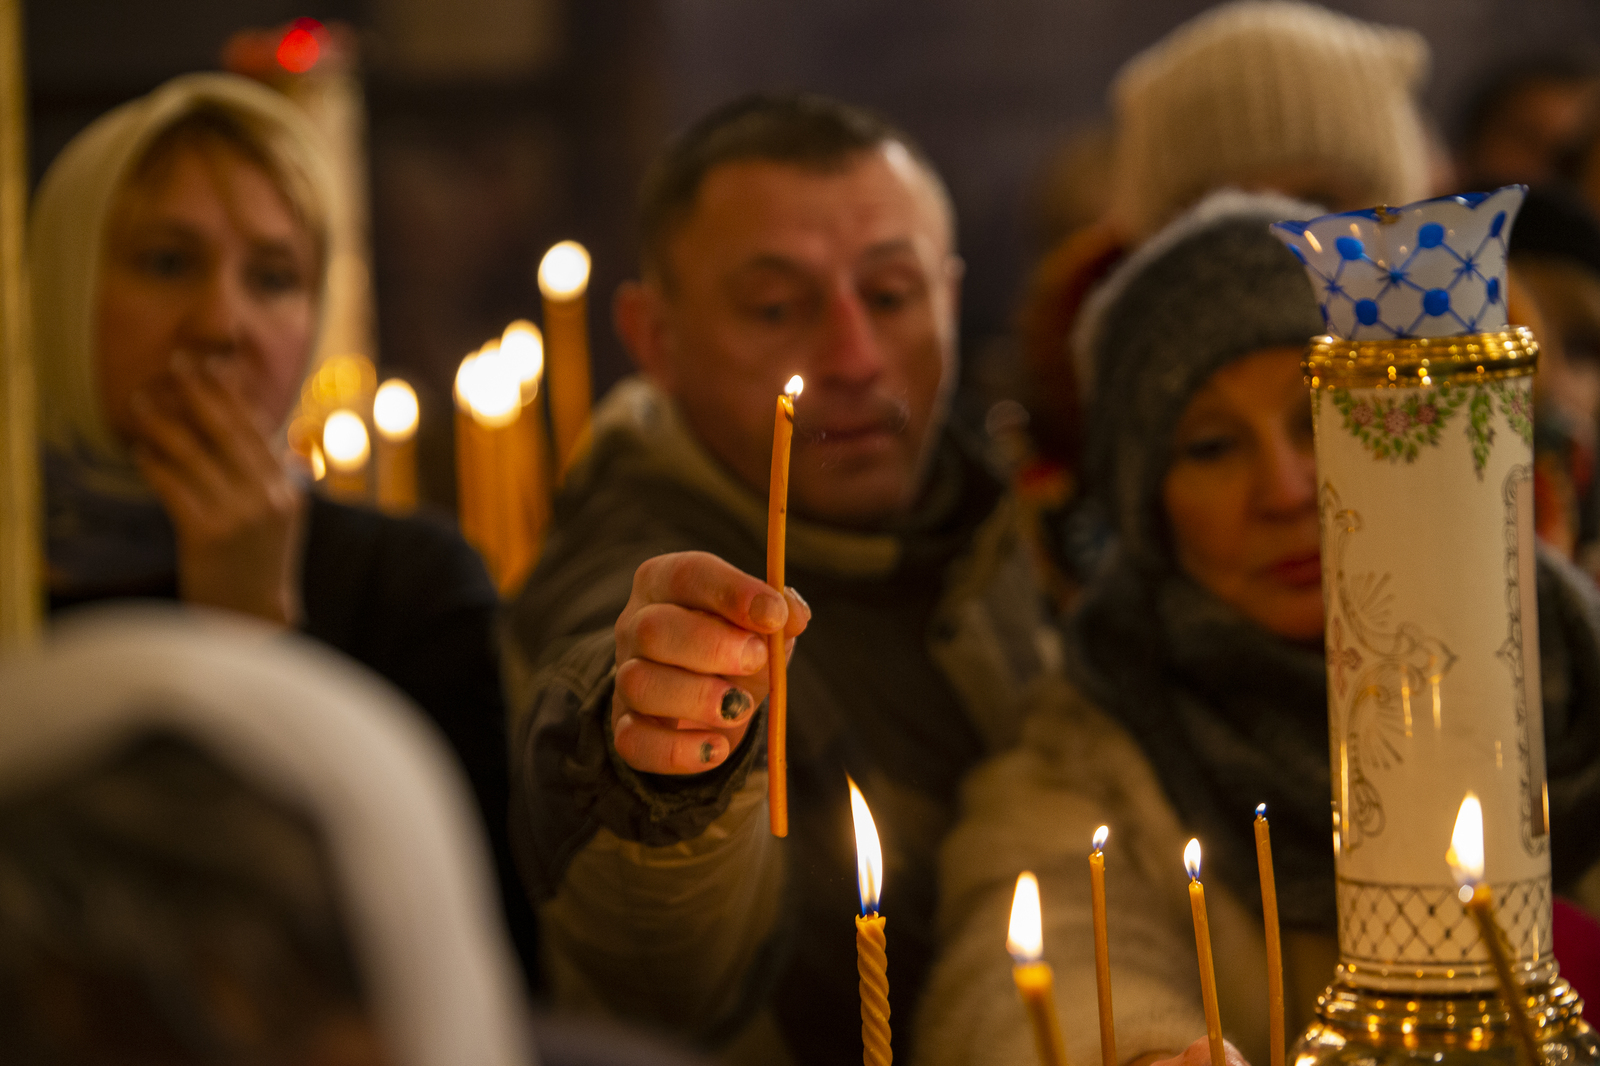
[1254,804,1285,1066]
[538,240,592,476]
[373,378,419,513]
[1089,827,1115,1066]
[850,776,891,1066]
[454,353,488,561]
[1448,794,1544,1066]
[455,345,528,591]
[502,319,552,568]
[1185,839,1226,1066]
[322,408,370,500]
[766,375,802,838]
[1009,871,1070,1066]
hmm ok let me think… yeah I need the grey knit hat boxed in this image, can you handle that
[1076,189,1326,570]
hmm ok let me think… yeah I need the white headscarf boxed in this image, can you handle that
[0,606,535,1066]
[29,72,337,468]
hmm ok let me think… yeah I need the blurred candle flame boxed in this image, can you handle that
[1007,871,1043,963]
[1184,838,1203,881]
[848,775,883,914]
[456,343,521,428]
[1447,793,1485,887]
[538,241,591,300]
[373,379,419,442]
[500,320,545,403]
[322,409,370,471]
[1092,825,1109,852]
[785,375,804,399]
[1256,802,1267,818]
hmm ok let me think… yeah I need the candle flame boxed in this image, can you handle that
[1092,825,1109,852]
[373,379,419,441]
[1007,871,1043,962]
[1256,802,1267,818]
[785,375,804,399]
[1447,792,1485,887]
[538,240,591,299]
[322,409,370,471]
[500,320,545,402]
[455,344,521,428]
[848,775,883,914]
[1184,837,1202,881]
[309,442,327,481]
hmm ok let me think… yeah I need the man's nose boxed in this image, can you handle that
[182,267,244,355]
[814,284,885,386]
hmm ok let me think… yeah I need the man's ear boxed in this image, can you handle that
[614,280,674,390]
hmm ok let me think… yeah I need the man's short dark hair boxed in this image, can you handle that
[637,91,951,282]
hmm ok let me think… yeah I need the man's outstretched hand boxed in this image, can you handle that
[612,551,810,774]
[1136,1037,1252,1066]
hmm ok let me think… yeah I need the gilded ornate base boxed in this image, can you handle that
[1293,978,1597,1066]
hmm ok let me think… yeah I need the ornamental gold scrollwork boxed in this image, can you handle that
[1322,482,1458,854]
[1498,464,1550,856]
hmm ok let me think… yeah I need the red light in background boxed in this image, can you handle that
[276,18,324,73]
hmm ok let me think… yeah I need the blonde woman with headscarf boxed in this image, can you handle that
[29,73,538,983]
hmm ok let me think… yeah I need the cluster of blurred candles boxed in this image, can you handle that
[840,785,1534,1066]
[287,240,594,594]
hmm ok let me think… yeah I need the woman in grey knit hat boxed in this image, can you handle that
[917,191,1600,1066]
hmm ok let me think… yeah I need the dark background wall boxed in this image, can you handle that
[23,0,1600,500]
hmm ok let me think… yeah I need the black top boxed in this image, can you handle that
[50,493,541,993]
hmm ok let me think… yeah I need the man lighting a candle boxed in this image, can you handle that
[503,93,1055,1065]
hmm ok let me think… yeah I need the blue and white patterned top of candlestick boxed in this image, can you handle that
[1269,185,1526,341]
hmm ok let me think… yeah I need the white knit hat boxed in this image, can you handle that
[1107,0,1431,240]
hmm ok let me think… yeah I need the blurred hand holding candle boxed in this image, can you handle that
[1448,794,1544,1066]
[850,777,891,1066]
[372,378,418,513]
[1089,827,1115,1066]
[1009,871,1070,1066]
[766,375,802,837]
[538,241,592,475]
[1184,839,1225,1066]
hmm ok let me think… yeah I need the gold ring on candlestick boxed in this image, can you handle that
[1294,975,1595,1066]
[1303,328,1539,390]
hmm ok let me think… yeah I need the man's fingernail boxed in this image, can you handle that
[699,740,716,764]
[740,636,766,672]
[750,591,786,630]
[720,687,754,721]
[786,586,810,617]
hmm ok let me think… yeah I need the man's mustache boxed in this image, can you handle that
[792,393,911,444]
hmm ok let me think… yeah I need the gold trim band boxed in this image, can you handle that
[1304,327,1539,390]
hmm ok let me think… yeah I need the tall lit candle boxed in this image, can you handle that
[1009,871,1070,1066]
[538,240,592,476]
[1185,839,1226,1066]
[502,319,552,562]
[766,374,802,838]
[322,407,370,500]
[1448,794,1544,1066]
[1089,827,1115,1066]
[1253,805,1284,1066]
[373,378,418,513]
[454,345,528,592]
[850,776,891,1066]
